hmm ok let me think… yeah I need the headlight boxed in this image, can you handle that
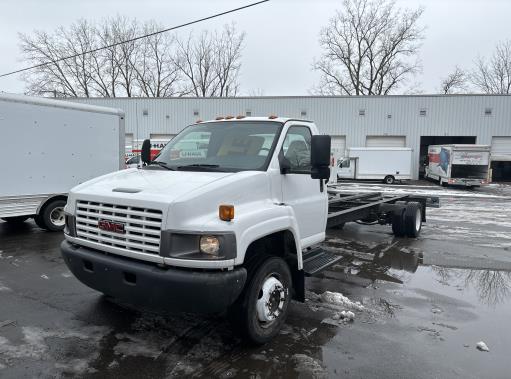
[199,236,220,255]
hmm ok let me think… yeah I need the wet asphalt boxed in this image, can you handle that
[1,182,511,378]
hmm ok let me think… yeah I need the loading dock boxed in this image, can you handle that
[491,137,511,182]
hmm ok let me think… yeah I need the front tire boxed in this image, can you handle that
[233,257,292,345]
[37,199,67,231]
[384,175,395,185]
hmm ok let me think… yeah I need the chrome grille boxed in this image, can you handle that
[75,200,162,255]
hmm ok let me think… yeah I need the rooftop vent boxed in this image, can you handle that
[359,109,365,116]
[485,108,492,116]
[301,110,307,117]
[142,109,148,116]
[419,108,427,117]
[193,110,199,116]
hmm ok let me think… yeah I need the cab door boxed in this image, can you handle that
[279,125,328,245]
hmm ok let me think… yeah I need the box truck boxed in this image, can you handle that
[0,94,125,231]
[337,147,413,184]
[61,116,437,343]
[424,144,491,187]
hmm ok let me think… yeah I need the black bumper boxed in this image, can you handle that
[61,240,247,314]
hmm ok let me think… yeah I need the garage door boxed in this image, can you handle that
[491,136,511,161]
[125,133,134,148]
[331,135,346,161]
[366,135,406,147]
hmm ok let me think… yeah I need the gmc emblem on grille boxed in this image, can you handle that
[98,219,126,234]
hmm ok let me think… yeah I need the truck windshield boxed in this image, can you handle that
[152,121,282,172]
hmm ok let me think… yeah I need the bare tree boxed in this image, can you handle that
[173,24,245,97]
[214,24,245,96]
[19,18,244,98]
[440,66,468,94]
[472,40,511,94]
[312,0,425,95]
[132,21,181,97]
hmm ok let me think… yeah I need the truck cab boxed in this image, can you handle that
[61,117,332,343]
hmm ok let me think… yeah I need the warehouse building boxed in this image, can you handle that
[71,95,511,181]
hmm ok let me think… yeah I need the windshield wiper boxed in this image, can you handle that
[176,164,225,172]
[147,161,175,170]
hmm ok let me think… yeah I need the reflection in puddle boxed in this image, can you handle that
[323,236,511,308]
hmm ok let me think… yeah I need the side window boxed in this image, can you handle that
[281,126,312,173]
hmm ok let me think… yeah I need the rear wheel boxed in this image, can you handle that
[404,202,422,238]
[231,256,292,345]
[1,216,30,224]
[384,175,395,185]
[37,199,67,231]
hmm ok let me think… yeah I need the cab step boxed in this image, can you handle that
[302,248,343,277]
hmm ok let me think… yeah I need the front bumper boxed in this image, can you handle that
[61,240,247,314]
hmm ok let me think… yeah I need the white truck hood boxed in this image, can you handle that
[70,168,235,202]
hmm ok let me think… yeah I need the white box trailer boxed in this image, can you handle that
[0,94,124,230]
[424,144,491,187]
[337,147,413,184]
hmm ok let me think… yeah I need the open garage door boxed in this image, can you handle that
[366,135,406,147]
[419,136,476,178]
[491,137,511,182]
[331,135,346,163]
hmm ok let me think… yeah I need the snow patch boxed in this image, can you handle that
[114,333,163,359]
[320,291,365,311]
[476,341,489,352]
[0,325,108,372]
[55,359,98,375]
[292,354,328,378]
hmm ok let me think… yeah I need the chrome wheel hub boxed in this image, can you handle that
[50,207,65,227]
[256,276,286,323]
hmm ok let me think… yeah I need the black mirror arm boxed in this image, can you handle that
[278,151,291,174]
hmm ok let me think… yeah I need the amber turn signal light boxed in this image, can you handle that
[219,204,234,221]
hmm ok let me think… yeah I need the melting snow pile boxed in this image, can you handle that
[476,341,490,352]
[320,291,365,311]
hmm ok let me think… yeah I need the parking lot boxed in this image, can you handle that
[1,181,511,378]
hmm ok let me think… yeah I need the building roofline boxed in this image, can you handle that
[67,93,511,101]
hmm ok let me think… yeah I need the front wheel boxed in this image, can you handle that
[233,257,292,345]
[384,175,395,185]
[36,199,67,231]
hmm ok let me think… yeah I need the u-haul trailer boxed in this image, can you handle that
[0,94,124,231]
[424,144,491,187]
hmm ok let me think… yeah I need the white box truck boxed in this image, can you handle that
[0,94,125,230]
[424,144,491,187]
[337,147,413,184]
[60,116,437,343]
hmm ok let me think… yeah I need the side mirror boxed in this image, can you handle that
[141,139,151,165]
[311,135,331,180]
[279,151,291,174]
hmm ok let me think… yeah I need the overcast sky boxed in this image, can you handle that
[1,0,510,96]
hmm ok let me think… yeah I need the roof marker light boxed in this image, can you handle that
[268,115,278,119]
[225,115,234,120]
[196,119,203,123]
[236,115,245,119]
[216,116,224,120]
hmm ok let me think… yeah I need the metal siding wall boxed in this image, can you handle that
[69,95,511,179]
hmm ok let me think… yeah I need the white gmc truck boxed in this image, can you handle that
[62,116,434,343]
